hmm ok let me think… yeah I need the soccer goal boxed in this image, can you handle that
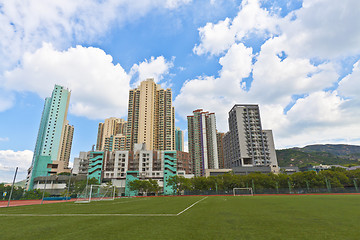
[75,185,116,203]
[233,188,253,196]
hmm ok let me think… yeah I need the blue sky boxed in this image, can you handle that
[1,0,360,182]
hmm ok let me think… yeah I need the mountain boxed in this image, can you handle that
[276,144,360,167]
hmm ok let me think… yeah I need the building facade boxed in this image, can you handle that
[175,127,184,151]
[216,132,225,169]
[72,151,90,175]
[83,143,193,195]
[126,78,175,151]
[96,117,127,151]
[187,109,219,177]
[104,134,126,152]
[26,85,73,190]
[223,104,279,174]
[58,121,74,169]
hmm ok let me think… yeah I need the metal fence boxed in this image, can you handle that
[181,187,359,196]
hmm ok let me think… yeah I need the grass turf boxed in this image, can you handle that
[1,195,359,239]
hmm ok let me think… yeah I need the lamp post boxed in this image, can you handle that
[7,167,18,207]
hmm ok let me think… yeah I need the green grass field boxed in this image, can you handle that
[1,195,359,239]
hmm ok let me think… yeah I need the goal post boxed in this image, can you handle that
[75,185,116,203]
[233,187,253,196]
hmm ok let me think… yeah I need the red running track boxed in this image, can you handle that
[1,193,359,207]
[0,199,76,208]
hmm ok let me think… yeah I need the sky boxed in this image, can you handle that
[1,0,360,183]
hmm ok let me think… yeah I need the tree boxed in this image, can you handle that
[65,177,98,197]
[0,184,25,200]
[128,180,158,196]
[22,189,49,200]
[167,175,191,194]
[148,179,161,195]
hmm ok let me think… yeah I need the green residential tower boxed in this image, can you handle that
[25,85,73,190]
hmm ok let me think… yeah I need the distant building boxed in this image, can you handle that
[104,134,126,152]
[26,85,74,190]
[96,117,127,151]
[88,151,105,183]
[223,104,279,174]
[126,78,175,151]
[72,151,90,175]
[302,164,347,173]
[187,109,219,176]
[216,132,225,169]
[58,121,74,167]
[280,166,299,175]
[205,168,232,177]
[100,144,192,195]
[32,175,86,196]
[175,127,184,151]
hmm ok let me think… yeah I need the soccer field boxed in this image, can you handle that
[1,195,359,239]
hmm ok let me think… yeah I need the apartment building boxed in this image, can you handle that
[187,109,219,176]
[26,85,74,190]
[223,104,279,174]
[126,78,175,151]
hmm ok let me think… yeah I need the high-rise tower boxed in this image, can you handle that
[187,109,219,176]
[175,127,184,151]
[96,117,127,151]
[126,78,175,151]
[58,121,74,169]
[223,104,279,173]
[216,132,225,169]
[25,85,73,190]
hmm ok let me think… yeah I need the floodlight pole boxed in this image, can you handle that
[7,167,18,207]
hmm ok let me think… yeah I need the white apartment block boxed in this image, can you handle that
[224,104,279,174]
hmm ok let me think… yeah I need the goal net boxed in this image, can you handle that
[233,188,253,196]
[75,185,116,203]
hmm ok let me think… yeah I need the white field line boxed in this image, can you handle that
[0,196,208,217]
[176,196,208,216]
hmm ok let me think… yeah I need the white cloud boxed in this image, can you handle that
[281,0,360,59]
[177,0,360,148]
[0,0,191,72]
[130,56,174,87]
[1,43,174,120]
[193,18,235,55]
[249,36,339,105]
[0,150,33,183]
[219,43,253,81]
[272,91,360,148]
[194,0,360,59]
[165,0,192,9]
[193,0,280,56]
[176,42,254,131]
[0,137,9,142]
[2,43,131,120]
[338,60,360,98]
